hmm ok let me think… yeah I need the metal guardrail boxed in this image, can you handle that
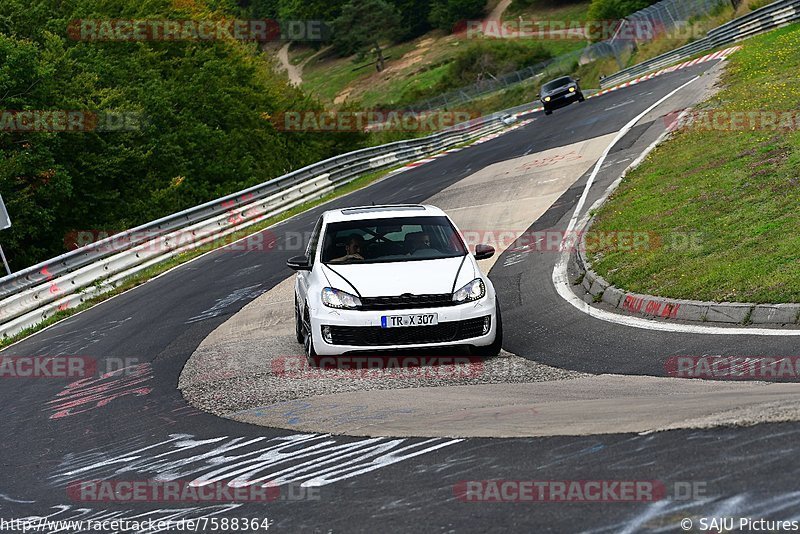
[600,0,800,87]
[0,114,510,338]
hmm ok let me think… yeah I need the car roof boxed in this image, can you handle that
[322,204,446,223]
[542,76,574,89]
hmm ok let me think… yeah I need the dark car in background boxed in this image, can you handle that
[539,76,585,115]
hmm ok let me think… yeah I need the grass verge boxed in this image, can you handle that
[587,23,800,303]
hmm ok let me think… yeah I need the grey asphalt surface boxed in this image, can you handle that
[3,60,800,532]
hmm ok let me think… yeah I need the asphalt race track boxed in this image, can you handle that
[3,60,800,532]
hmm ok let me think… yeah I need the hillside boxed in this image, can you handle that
[286,0,765,113]
[291,0,591,109]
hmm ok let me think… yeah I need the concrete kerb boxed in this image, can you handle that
[570,115,800,327]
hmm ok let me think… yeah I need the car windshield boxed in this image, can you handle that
[542,77,573,92]
[321,216,467,264]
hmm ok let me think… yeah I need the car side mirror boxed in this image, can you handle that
[474,244,495,260]
[574,77,581,82]
[287,255,311,271]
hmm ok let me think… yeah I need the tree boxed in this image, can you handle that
[332,0,401,72]
[392,0,432,40]
[0,0,370,270]
[429,0,486,32]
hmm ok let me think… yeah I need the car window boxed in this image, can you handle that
[542,77,572,92]
[321,216,466,264]
[306,216,323,265]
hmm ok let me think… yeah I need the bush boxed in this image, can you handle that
[439,41,553,87]
[587,0,659,22]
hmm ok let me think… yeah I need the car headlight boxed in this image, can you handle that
[453,278,485,303]
[569,86,576,92]
[544,96,551,102]
[321,287,361,309]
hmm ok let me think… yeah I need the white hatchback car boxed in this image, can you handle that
[287,204,502,358]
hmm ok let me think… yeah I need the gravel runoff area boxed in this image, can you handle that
[178,276,588,418]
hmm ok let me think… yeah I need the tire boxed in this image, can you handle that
[302,305,317,363]
[578,93,585,102]
[294,295,304,344]
[472,300,503,357]
[544,109,552,115]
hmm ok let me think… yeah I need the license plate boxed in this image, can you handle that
[381,313,438,328]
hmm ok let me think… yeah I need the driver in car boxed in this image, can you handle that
[330,234,365,262]
[406,232,435,255]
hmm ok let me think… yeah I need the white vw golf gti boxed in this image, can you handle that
[287,205,502,358]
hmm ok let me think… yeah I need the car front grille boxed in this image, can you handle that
[328,316,489,346]
[358,293,457,311]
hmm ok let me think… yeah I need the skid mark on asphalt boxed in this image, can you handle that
[517,150,583,170]
[43,317,133,355]
[185,284,266,324]
[0,493,35,504]
[604,99,635,111]
[584,492,800,534]
[44,363,153,419]
[49,433,463,489]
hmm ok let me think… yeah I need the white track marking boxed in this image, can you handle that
[552,76,800,336]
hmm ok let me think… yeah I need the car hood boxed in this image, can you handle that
[321,256,476,297]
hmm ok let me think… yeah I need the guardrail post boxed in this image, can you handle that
[0,244,10,276]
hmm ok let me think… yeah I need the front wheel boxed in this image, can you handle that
[472,300,503,357]
[544,109,552,115]
[578,93,585,102]
[294,296,304,344]
[302,306,318,363]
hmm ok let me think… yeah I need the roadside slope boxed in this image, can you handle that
[587,23,800,304]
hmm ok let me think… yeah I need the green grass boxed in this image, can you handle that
[361,62,453,109]
[505,0,591,23]
[288,45,320,66]
[302,41,418,104]
[302,53,371,103]
[587,23,800,303]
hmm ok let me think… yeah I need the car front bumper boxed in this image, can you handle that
[544,91,580,109]
[309,296,498,355]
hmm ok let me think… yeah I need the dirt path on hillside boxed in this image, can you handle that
[275,43,332,86]
[277,43,302,85]
[487,0,513,21]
